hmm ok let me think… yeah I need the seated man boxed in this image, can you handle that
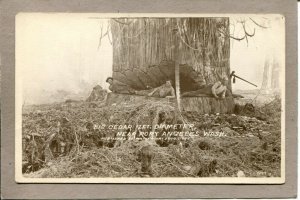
[86,85,107,102]
[211,75,228,99]
[182,75,229,99]
[147,80,175,98]
[106,77,136,94]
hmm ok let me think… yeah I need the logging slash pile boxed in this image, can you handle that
[22,97,281,178]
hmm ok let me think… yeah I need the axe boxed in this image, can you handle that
[230,71,258,87]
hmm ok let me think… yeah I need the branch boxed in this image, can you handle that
[98,25,104,49]
[106,23,112,45]
[218,29,246,41]
[230,34,247,41]
[250,18,269,29]
[112,18,134,25]
[243,22,255,37]
[98,30,109,49]
[107,27,113,45]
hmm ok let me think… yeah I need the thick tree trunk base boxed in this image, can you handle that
[106,93,234,114]
[181,96,234,114]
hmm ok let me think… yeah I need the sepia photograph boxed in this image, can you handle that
[15,13,285,183]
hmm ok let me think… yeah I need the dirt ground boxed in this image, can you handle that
[22,96,281,178]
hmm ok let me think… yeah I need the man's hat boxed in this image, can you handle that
[106,77,113,82]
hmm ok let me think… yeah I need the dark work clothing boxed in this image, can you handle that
[109,80,136,94]
[182,84,213,97]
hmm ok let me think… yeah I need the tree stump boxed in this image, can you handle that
[106,93,234,114]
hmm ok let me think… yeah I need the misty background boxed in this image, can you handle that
[16,14,284,105]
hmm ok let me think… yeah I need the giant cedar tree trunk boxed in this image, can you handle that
[110,18,231,93]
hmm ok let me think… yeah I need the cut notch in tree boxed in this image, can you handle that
[107,17,235,114]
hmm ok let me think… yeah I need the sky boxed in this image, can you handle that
[16,14,285,104]
[17,14,113,104]
[230,15,284,91]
